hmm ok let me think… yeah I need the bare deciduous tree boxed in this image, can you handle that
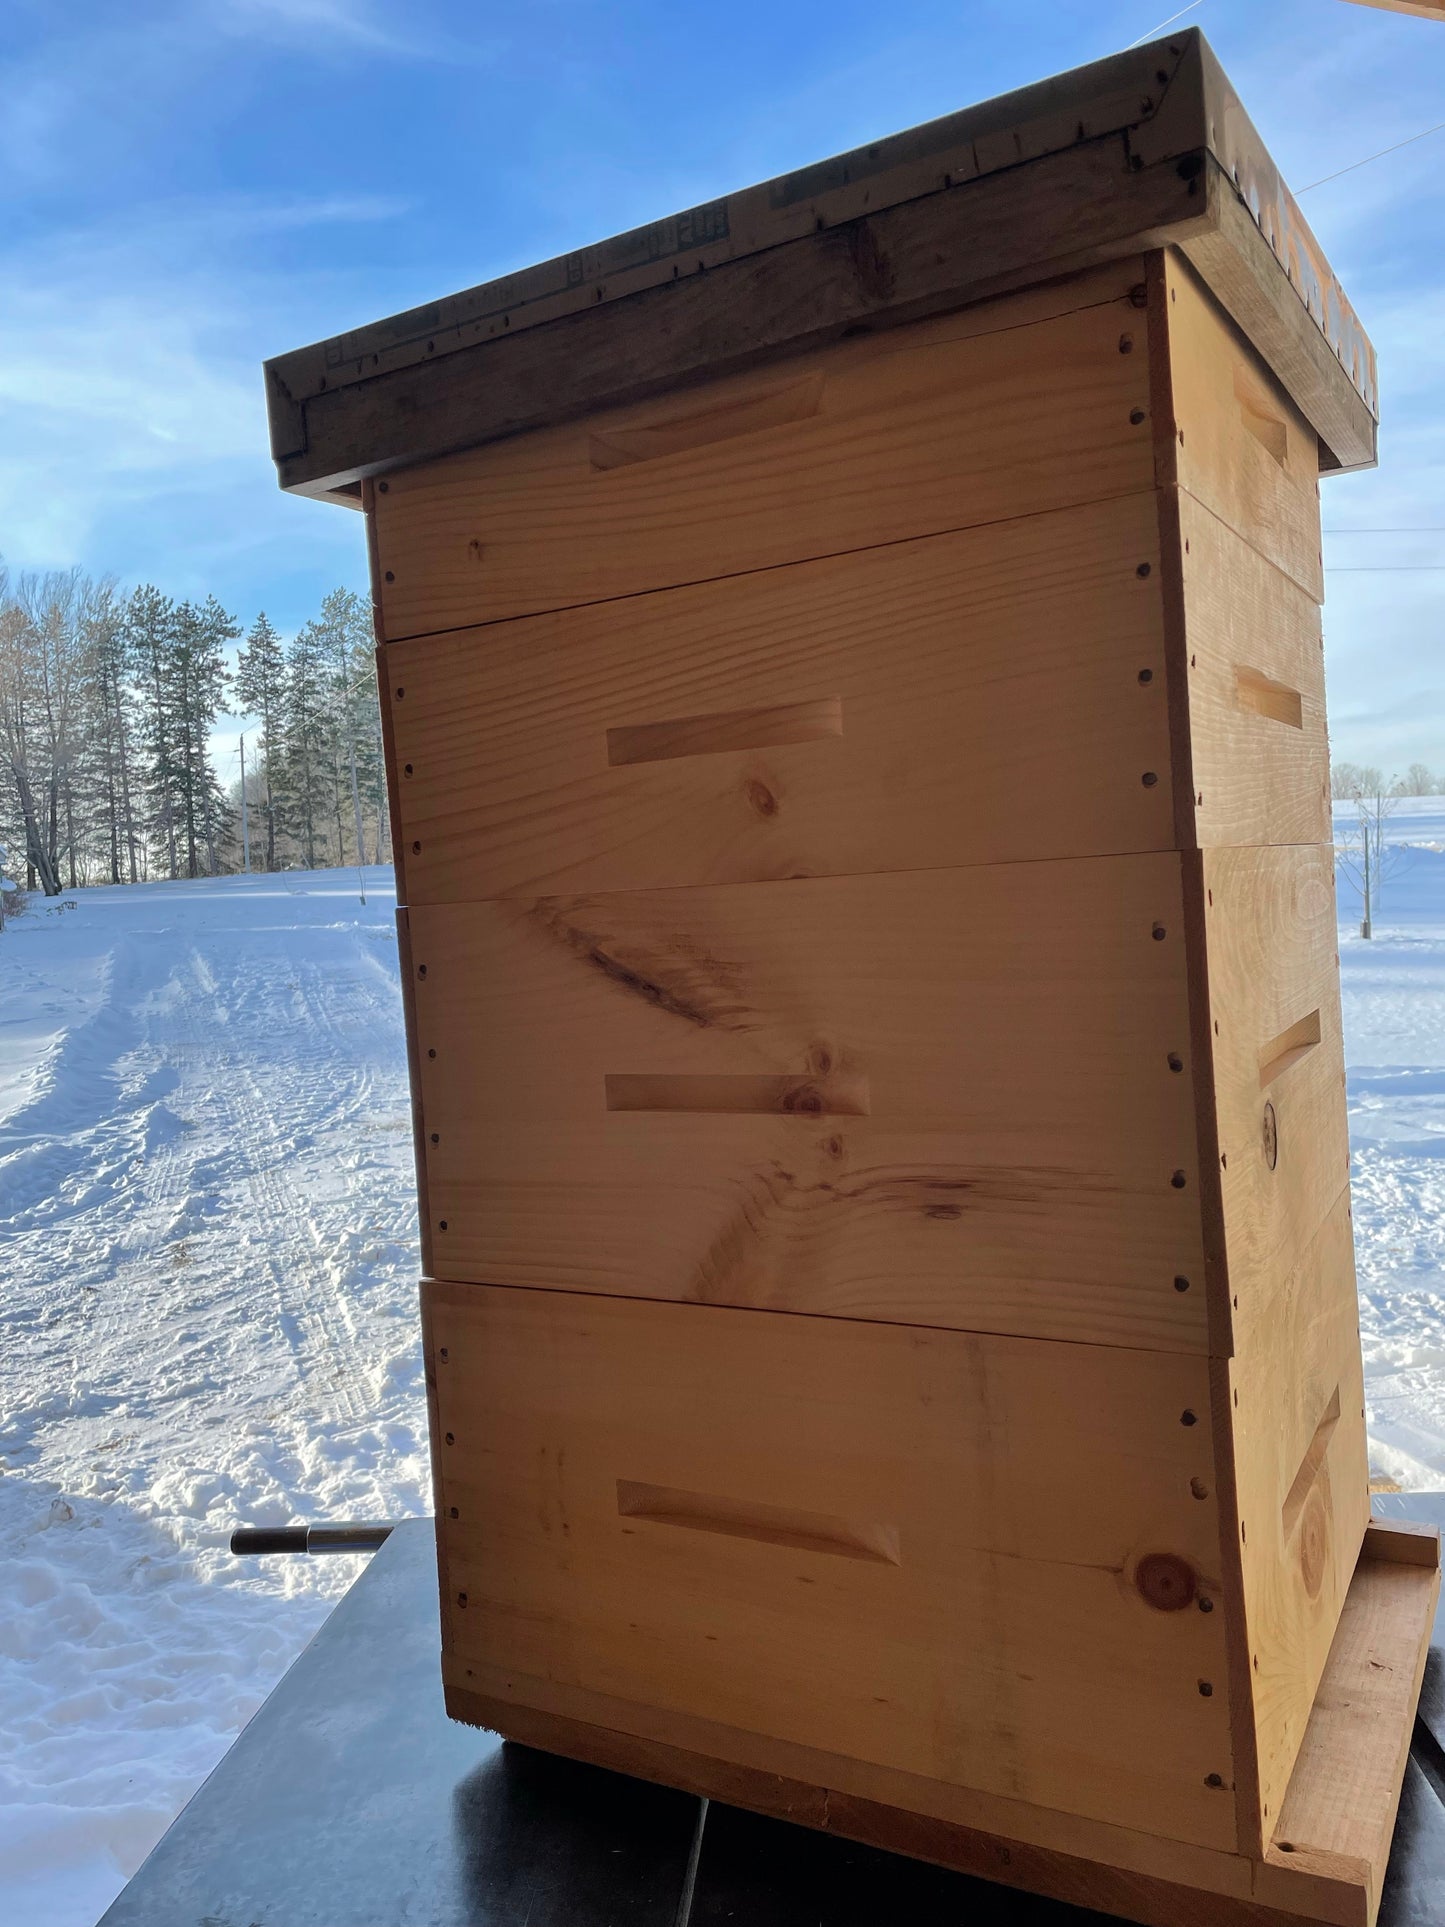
[1335,787,1407,939]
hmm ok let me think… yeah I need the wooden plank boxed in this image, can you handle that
[1339,1,1445,25]
[392,907,432,1280]
[371,263,1156,637]
[407,857,1209,1348]
[449,1685,1383,1926]
[267,39,1194,430]
[441,1506,1438,1927]
[1128,35,1377,466]
[426,1280,1236,1850]
[1364,1517,1442,1569]
[1174,493,1330,852]
[1158,252,1325,602]
[274,140,1214,500]
[383,494,1172,901]
[1178,174,1376,475]
[270,38,1377,495]
[1260,1555,1440,1927]
[1201,844,1352,1316]
[1222,1193,1371,1852]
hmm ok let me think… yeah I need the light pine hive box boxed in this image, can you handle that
[267,30,1439,1926]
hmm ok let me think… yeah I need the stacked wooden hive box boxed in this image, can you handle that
[267,31,1438,1927]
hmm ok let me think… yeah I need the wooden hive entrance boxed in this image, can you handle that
[268,29,1438,1927]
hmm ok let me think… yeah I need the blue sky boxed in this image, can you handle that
[2,0,1443,775]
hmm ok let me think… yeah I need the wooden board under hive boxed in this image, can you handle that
[268,30,1438,1927]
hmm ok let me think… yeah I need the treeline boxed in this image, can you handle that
[1331,762,1443,801]
[0,568,388,895]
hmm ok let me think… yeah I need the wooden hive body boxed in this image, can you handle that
[268,32,1438,1927]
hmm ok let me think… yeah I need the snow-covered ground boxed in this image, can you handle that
[0,869,429,1927]
[4,815,1445,1927]
[1335,795,1445,1491]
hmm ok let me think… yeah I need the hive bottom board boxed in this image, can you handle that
[449,1522,1437,1927]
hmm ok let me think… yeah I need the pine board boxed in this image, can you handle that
[1223,1192,1370,1852]
[371,261,1154,637]
[383,493,1172,901]
[1160,253,1324,602]
[445,1516,1439,1927]
[1176,491,1330,852]
[425,1280,1236,1851]
[408,857,1209,1348]
[1202,843,1351,1317]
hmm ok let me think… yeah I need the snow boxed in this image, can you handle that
[3,818,1445,1925]
[0,869,429,1927]
[1335,796,1445,1492]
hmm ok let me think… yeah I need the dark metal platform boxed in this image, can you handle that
[102,1501,1445,1927]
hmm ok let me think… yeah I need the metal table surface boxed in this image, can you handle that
[101,1501,1445,1927]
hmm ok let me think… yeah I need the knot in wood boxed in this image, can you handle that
[1134,1552,1196,1612]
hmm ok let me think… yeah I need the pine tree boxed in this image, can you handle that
[235,611,287,870]
[82,578,141,884]
[283,617,331,870]
[312,588,375,865]
[170,597,236,876]
[126,586,183,878]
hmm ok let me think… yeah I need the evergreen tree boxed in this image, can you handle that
[170,597,236,876]
[125,586,183,878]
[235,611,286,870]
[283,616,331,870]
[0,567,388,890]
[82,579,141,884]
[313,588,375,865]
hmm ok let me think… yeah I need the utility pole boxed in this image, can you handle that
[239,733,251,874]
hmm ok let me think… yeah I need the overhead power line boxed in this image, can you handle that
[1298,119,1445,195]
[1325,527,1445,535]
[1325,566,1445,572]
[1129,1,1203,47]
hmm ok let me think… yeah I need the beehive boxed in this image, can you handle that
[267,31,1439,1926]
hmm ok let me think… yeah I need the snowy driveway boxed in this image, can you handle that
[0,870,428,1926]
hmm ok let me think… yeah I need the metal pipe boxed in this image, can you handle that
[230,1522,399,1556]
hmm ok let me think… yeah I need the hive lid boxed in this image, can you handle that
[266,27,1376,505]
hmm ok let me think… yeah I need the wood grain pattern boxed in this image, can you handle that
[371,263,1155,637]
[445,1517,1439,1927]
[1175,492,1330,852]
[1161,253,1324,602]
[383,494,1172,900]
[1175,164,1375,476]
[450,1687,1306,1924]
[1202,844,1351,1317]
[384,495,1172,900]
[427,1280,1236,1850]
[274,137,1224,498]
[1221,1193,1370,1854]
[1262,1553,1440,1927]
[1363,1516,1441,1569]
[605,695,845,768]
[408,858,1208,1348]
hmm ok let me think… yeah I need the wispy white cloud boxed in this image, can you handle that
[208,0,501,65]
[0,192,403,579]
[209,0,429,56]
